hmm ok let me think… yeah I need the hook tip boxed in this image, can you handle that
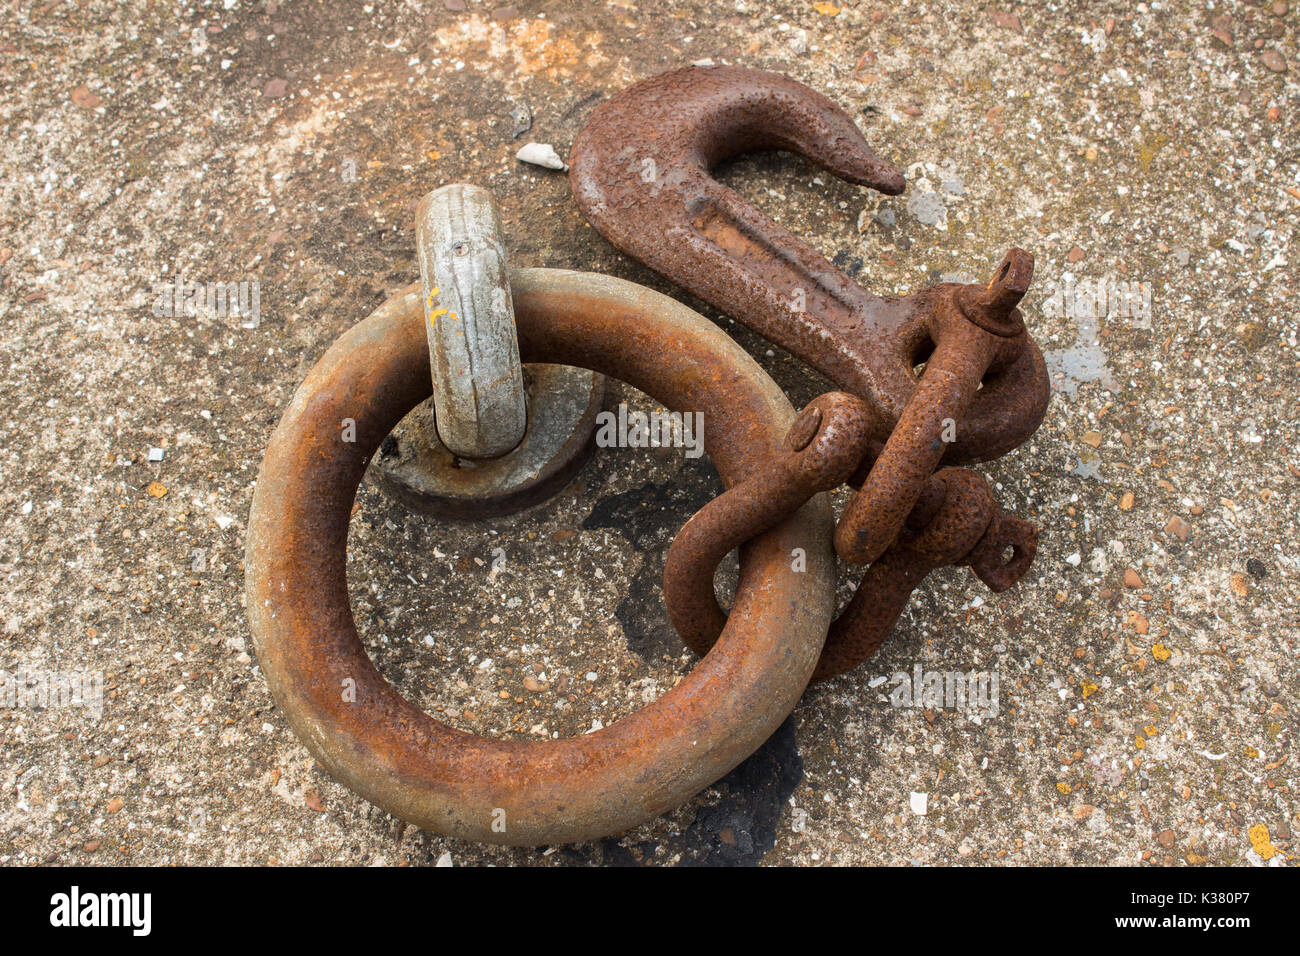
[874,164,906,195]
[841,156,904,195]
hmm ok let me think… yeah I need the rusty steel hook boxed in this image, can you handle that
[572,66,1051,677]
[570,66,1048,469]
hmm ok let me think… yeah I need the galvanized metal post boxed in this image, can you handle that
[416,184,527,459]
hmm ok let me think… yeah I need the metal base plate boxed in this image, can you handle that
[369,363,605,519]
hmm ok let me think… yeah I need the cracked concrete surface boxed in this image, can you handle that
[0,0,1296,866]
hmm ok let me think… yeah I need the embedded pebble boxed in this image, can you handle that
[515,142,567,171]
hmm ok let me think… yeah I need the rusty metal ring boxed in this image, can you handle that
[246,268,836,846]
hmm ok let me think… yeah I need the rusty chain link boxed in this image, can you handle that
[665,390,1039,683]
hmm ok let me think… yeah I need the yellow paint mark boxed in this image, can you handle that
[146,482,168,499]
[1056,782,1071,795]
[1081,679,1098,698]
[1152,642,1171,662]
[1248,824,1277,860]
[1138,131,1169,172]
[1245,746,1260,759]
[1135,736,1146,750]
[812,1,840,14]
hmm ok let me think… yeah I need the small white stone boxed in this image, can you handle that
[148,447,165,462]
[515,142,568,171]
[435,852,453,867]
[585,671,598,681]
[910,791,928,815]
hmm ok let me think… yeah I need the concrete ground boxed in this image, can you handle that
[0,0,1295,866]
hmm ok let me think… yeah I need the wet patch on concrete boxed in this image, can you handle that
[606,564,676,659]
[582,467,720,658]
[564,715,804,867]
[581,468,720,552]
[675,715,805,866]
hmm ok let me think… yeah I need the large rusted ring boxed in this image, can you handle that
[246,268,836,846]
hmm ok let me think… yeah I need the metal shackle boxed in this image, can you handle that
[417,184,527,459]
